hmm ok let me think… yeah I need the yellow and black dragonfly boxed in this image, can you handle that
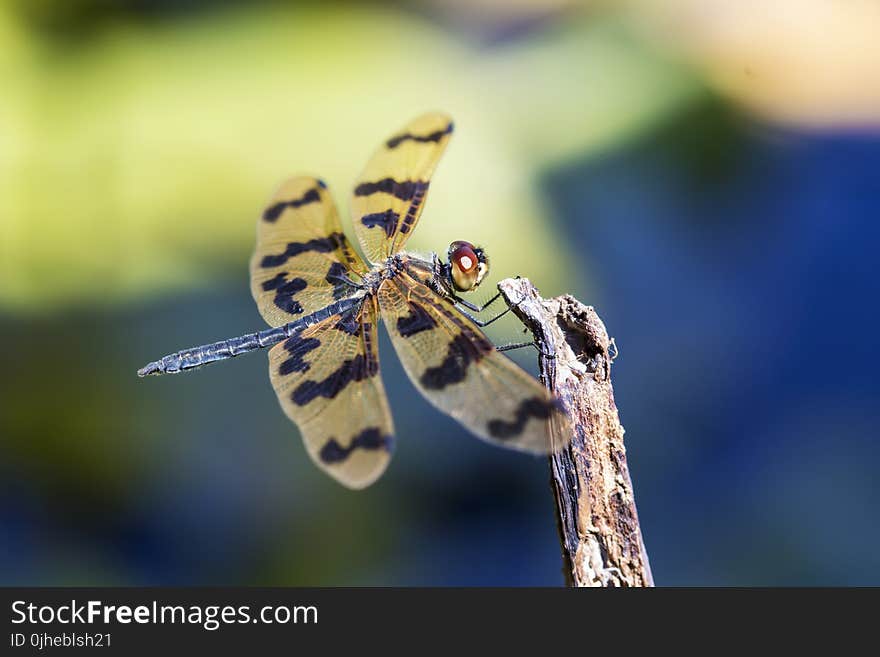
[139,113,570,488]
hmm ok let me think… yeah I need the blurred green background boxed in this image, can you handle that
[2,0,878,585]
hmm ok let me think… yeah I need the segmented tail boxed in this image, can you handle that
[137,296,364,377]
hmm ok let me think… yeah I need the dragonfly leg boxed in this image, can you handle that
[495,340,534,352]
[456,304,511,327]
[452,290,502,313]
[496,340,556,359]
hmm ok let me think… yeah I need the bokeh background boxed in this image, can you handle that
[2,0,878,586]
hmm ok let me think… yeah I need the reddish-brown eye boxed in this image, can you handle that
[452,244,478,273]
[448,240,483,292]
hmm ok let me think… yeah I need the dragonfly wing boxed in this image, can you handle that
[268,298,394,489]
[351,112,454,263]
[251,176,367,327]
[378,271,570,454]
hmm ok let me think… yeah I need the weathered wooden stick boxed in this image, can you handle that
[498,277,654,587]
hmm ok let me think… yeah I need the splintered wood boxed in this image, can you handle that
[498,278,654,587]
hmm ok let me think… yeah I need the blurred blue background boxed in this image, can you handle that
[1,0,878,585]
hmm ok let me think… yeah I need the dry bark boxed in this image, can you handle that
[498,278,654,587]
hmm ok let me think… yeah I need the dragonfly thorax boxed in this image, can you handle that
[367,247,488,299]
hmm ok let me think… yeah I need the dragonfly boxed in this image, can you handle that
[138,112,570,489]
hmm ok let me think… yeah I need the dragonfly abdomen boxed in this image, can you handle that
[137,328,273,376]
[137,296,365,377]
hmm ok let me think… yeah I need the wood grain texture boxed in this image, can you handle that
[498,278,654,587]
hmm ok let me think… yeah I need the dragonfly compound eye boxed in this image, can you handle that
[448,241,488,292]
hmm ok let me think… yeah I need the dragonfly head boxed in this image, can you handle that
[447,240,489,292]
